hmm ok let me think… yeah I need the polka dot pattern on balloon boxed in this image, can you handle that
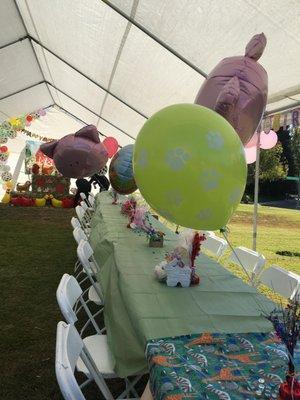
[133,104,247,230]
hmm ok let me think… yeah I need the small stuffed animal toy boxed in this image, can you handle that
[31,163,40,175]
[39,125,108,178]
[16,181,31,192]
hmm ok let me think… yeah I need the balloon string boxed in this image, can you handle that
[221,229,272,317]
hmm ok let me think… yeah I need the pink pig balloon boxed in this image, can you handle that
[40,125,108,178]
[195,33,268,145]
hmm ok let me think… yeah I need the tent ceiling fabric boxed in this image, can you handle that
[0,0,299,147]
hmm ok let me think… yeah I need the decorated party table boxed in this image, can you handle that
[89,192,293,398]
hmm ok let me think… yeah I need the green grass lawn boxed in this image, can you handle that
[0,203,299,399]
[0,206,76,400]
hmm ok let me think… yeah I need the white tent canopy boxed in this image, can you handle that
[1,0,300,159]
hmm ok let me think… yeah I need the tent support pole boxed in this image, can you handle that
[46,82,135,141]
[28,36,148,120]
[252,132,261,251]
[13,0,56,106]
[0,81,45,101]
[12,146,26,190]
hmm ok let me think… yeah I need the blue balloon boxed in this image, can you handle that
[109,145,137,194]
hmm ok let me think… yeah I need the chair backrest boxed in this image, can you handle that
[80,201,88,211]
[56,274,102,335]
[71,217,81,230]
[260,266,300,300]
[73,226,88,245]
[201,235,228,259]
[88,194,95,206]
[55,321,86,400]
[77,240,99,275]
[75,205,85,222]
[56,322,113,400]
[228,246,265,276]
[80,192,87,201]
[56,274,82,324]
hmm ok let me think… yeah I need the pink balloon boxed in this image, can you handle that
[260,130,278,149]
[245,132,259,148]
[103,137,119,158]
[195,33,268,145]
[244,146,257,164]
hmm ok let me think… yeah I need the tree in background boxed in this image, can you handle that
[247,143,288,185]
[290,127,300,206]
[290,127,300,178]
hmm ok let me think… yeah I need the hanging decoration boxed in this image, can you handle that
[0,107,48,190]
[261,105,300,132]
[21,128,54,143]
[265,300,300,399]
[244,130,278,164]
[25,140,54,175]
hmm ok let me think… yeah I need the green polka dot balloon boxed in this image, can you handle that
[133,104,247,230]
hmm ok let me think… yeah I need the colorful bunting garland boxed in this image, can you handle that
[21,129,54,142]
[262,106,300,131]
[0,108,48,190]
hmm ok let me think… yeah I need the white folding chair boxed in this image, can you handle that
[228,246,266,285]
[80,192,93,208]
[56,273,104,336]
[81,200,94,221]
[260,266,300,300]
[72,227,89,276]
[56,293,141,397]
[201,235,228,260]
[71,216,81,230]
[77,240,103,306]
[56,321,134,400]
[73,226,89,245]
[76,205,90,235]
[88,194,95,208]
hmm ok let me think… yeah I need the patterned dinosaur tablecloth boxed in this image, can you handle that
[147,331,300,400]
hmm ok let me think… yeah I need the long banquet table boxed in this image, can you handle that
[89,192,289,398]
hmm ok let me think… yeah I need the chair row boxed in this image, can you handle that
[56,193,142,399]
[200,231,300,301]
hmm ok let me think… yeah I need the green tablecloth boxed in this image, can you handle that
[89,192,274,377]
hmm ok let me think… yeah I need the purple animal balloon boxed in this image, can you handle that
[195,33,268,145]
[40,125,108,178]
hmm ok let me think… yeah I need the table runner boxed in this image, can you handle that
[89,192,274,377]
[147,331,298,399]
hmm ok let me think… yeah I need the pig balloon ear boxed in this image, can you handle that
[245,33,267,61]
[75,125,100,143]
[39,140,58,159]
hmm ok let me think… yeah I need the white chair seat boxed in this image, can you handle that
[88,285,103,305]
[201,235,228,259]
[77,335,116,377]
